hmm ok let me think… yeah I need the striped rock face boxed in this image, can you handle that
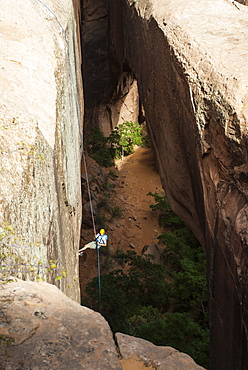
[0,0,83,301]
[81,0,248,368]
[108,1,248,368]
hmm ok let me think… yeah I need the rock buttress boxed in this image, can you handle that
[109,0,248,369]
[0,0,83,301]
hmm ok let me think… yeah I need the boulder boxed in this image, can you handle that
[142,244,165,264]
[116,332,205,370]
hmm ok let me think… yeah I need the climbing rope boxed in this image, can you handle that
[34,0,100,308]
[97,247,102,312]
[81,151,97,236]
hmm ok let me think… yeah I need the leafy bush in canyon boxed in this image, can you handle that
[83,193,209,368]
[96,190,124,227]
[87,122,144,167]
[83,251,171,332]
[129,309,208,367]
[86,126,115,167]
[110,206,123,220]
[147,191,185,228]
[110,121,143,157]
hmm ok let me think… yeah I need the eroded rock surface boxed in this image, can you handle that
[81,0,248,368]
[116,333,205,370]
[0,280,205,370]
[0,0,83,301]
[81,0,139,136]
[0,280,122,370]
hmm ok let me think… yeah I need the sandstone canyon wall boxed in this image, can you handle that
[1,0,248,368]
[0,0,83,301]
[107,1,248,369]
[81,0,248,368]
[81,0,140,137]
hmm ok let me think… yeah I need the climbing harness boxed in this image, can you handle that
[35,0,101,311]
[96,233,108,246]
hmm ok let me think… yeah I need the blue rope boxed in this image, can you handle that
[97,247,102,313]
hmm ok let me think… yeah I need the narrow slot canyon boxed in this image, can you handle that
[1,1,248,369]
[79,146,165,290]
[80,1,248,369]
[80,2,210,367]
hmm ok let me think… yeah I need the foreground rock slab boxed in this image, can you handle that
[116,333,205,370]
[0,280,122,370]
[0,280,205,369]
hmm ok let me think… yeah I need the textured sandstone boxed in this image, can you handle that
[116,333,205,369]
[237,0,248,4]
[78,0,248,368]
[1,0,248,368]
[0,0,83,301]
[108,1,248,368]
[0,280,122,369]
[0,280,205,370]
[81,0,139,136]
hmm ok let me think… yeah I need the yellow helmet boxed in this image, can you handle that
[100,229,105,234]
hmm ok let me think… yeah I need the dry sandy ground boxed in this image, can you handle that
[111,147,164,254]
[79,147,164,295]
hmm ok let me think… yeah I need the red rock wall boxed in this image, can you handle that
[236,0,248,5]
[108,1,248,369]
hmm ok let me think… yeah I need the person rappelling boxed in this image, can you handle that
[79,229,108,256]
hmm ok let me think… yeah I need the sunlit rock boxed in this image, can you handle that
[0,280,205,369]
[0,0,83,301]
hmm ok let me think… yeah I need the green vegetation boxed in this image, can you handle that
[86,126,114,167]
[87,121,144,167]
[108,169,118,180]
[110,120,143,158]
[147,191,184,227]
[96,199,124,228]
[111,206,123,219]
[82,192,209,368]
[95,179,124,229]
[0,333,14,355]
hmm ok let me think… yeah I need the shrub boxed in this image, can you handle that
[95,211,107,229]
[112,121,143,157]
[83,191,209,368]
[86,122,144,167]
[83,251,170,330]
[111,206,123,220]
[86,126,114,167]
[108,169,118,180]
[148,191,185,228]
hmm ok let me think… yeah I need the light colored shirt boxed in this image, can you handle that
[95,233,108,248]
